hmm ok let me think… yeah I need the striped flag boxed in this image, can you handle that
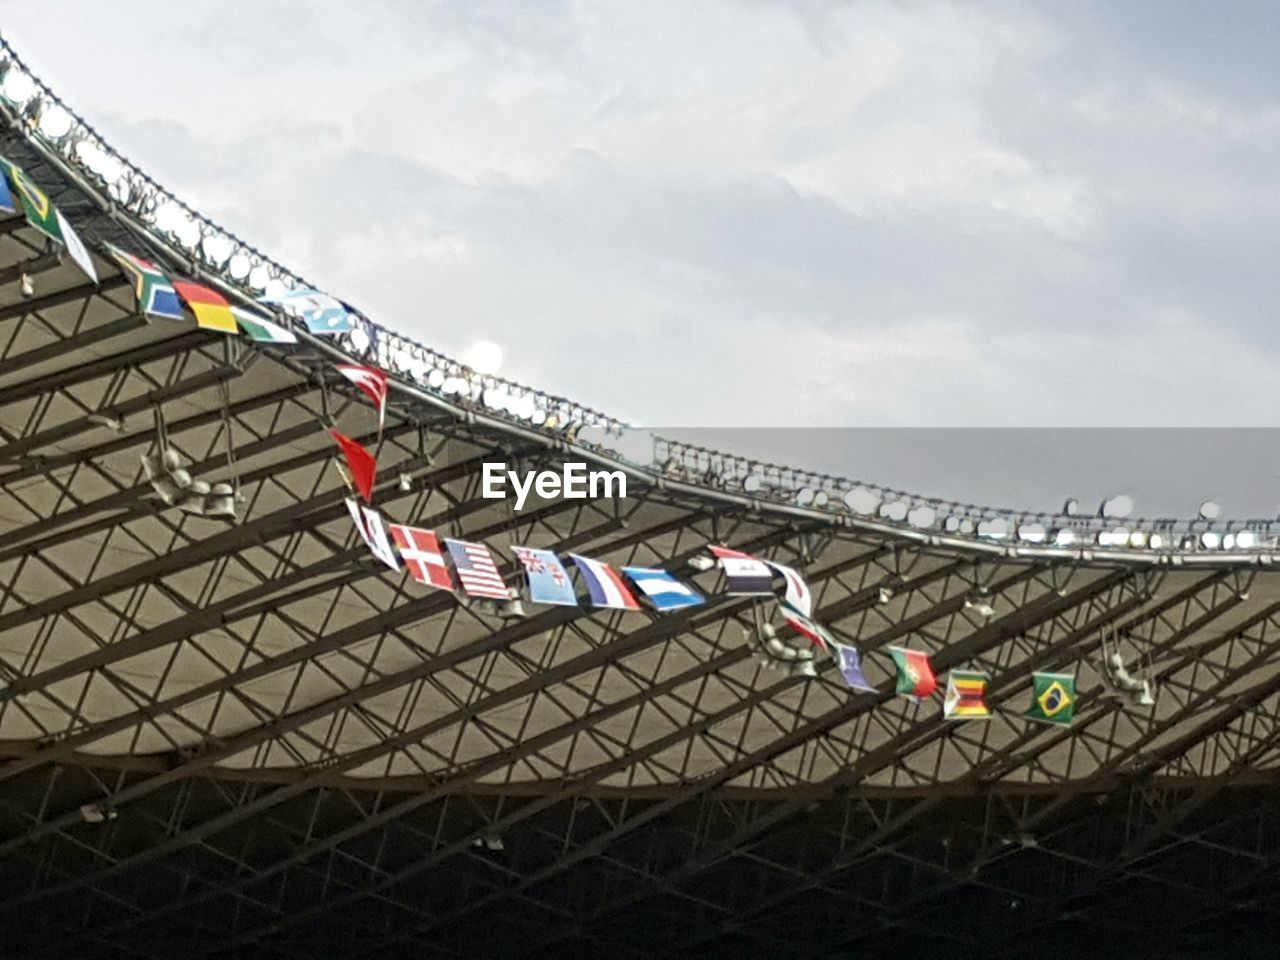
[108,245,185,320]
[943,670,992,720]
[389,524,453,591]
[709,545,774,595]
[570,555,640,611]
[445,539,510,600]
[766,561,812,616]
[345,499,400,571]
[622,567,705,611]
[172,279,238,333]
[336,363,389,432]
[512,546,578,606]
[233,306,297,344]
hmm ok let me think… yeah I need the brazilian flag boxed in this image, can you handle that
[1026,672,1077,725]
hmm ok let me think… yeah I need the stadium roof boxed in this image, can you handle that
[0,35,1277,959]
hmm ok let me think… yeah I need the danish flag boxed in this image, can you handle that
[336,363,390,433]
[388,523,454,591]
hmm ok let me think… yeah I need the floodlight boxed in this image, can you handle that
[908,506,936,529]
[1053,528,1076,547]
[844,486,879,515]
[1199,501,1221,520]
[1200,531,1221,550]
[881,500,908,522]
[464,341,503,375]
[743,474,764,494]
[1101,495,1134,519]
[1236,530,1257,549]
[796,487,815,506]
[1062,498,1080,516]
[1017,523,1046,543]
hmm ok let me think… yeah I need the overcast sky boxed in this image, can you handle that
[4,2,1280,511]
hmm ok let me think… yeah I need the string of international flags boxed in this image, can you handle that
[329,371,1079,725]
[0,153,1080,728]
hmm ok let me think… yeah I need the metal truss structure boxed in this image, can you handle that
[0,37,1278,960]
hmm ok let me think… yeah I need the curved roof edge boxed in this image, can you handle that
[1,35,1276,566]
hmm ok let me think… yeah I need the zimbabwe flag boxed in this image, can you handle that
[943,670,991,719]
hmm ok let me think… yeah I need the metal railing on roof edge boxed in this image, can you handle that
[1,34,1277,564]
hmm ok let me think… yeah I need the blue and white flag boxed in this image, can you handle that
[260,287,355,334]
[0,171,15,215]
[512,546,578,607]
[622,566,706,611]
[834,643,876,692]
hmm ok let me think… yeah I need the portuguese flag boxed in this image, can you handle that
[889,647,937,700]
[1026,672,1077,725]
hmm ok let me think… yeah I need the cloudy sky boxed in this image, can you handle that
[3,1,1280,509]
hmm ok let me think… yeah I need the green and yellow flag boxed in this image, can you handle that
[1026,672,1077,725]
[0,155,63,242]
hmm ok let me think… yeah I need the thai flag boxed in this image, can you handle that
[570,555,640,611]
[444,539,510,600]
[709,546,774,595]
[622,567,705,611]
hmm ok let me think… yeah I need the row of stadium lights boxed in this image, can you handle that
[1,58,1270,555]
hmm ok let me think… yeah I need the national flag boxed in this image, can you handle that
[708,545,774,595]
[345,499,400,571]
[570,554,640,611]
[444,539,510,600]
[53,210,97,283]
[108,245,185,319]
[233,306,297,343]
[172,279,238,333]
[889,647,937,700]
[388,524,453,591]
[622,567,706,611]
[780,601,834,651]
[1026,672,1077,725]
[833,643,877,692]
[943,670,992,720]
[766,561,814,615]
[0,156,62,241]
[260,287,355,333]
[512,546,578,606]
[0,170,16,215]
[336,363,389,432]
[329,428,378,503]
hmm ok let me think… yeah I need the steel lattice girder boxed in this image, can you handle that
[2,76,1280,960]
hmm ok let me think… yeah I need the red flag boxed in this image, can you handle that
[389,524,454,591]
[336,364,389,433]
[330,428,377,503]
